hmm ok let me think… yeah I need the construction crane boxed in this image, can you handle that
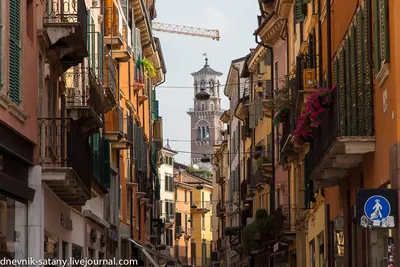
[152,22,220,41]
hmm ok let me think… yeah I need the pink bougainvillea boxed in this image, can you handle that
[293,86,335,145]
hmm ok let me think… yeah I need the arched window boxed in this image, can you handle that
[210,103,214,111]
[205,126,210,141]
[197,127,201,141]
[202,126,206,140]
[201,103,205,111]
[209,80,215,96]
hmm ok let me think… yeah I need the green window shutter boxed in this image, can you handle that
[373,0,380,73]
[294,0,306,24]
[333,58,338,86]
[102,139,111,188]
[344,37,351,136]
[380,0,389,63]
[349,25,357,136]
[87,9,91,62]
[356,11,365,135]
[364,0,374,136]
[9,0,20,104]
[339,49,345,136]
[91,17,95,71]
[98,32,103,81]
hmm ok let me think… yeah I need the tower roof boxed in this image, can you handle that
[191,58,223,77]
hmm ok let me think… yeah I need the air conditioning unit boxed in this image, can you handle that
[303,69,316,90]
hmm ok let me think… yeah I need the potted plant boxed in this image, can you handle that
[265,76,296,111]
[141,58,156,78]
[273,108,289,126]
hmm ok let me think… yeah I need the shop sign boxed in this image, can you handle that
[357,188,398,229]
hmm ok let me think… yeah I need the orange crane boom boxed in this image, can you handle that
[152,22,220,41]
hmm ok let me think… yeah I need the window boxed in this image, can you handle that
[202,214,205,228]
[201,103,205,110]
[127,189,131,223]
[88,248,95,267]
[185,190,187,203]
[9,0,22,104]
[210,103,214,110]
[98,252,104,267]
[373,0,389,75]
[62,241,68,261]
[164,175,174,192]
[72,244,83,267]
[44,234,58,265]
[197,127,201,141]
[190,191,193,206]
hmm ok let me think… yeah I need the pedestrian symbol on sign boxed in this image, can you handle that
[361,195,394,228]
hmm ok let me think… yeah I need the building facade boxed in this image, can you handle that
[0,0,172,265]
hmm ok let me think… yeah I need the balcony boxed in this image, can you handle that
[250,171,271,191]
[102,49,117,111]
[65,66,105,137]
[241,180,253,203]
[104,6,124,48]
[42,0,88,71]
[307,87,375,188]
[104,107,128,149]
[190,201,211,214]
[38,118,91,205]
[136,173,149,198]
[275,205,296,237]
[217,202,226,217]
[217,238,228,252]
[164,214,174,228]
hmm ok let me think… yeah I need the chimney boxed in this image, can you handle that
[178,169,183,183]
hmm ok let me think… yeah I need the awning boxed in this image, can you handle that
[122,236,178,266]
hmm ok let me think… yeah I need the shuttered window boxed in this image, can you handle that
[294,0,306,24]
[9,0,21,104]
[91,17,95,70]
[373,0,389,74]
[335,8,373,137]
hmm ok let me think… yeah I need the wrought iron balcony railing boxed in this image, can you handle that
[44,0,88,44]
[38,118,91,192]
[306,85,374,177]
[275,204,297,233]
[216,202,226,217]
[65,66,104,116]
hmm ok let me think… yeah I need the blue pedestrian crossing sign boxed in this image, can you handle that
[364,196,390,222]
[357,188,398,229]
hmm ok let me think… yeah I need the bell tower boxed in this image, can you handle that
[187,57,224,169]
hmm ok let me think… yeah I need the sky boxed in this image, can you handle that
[154,0,259,164]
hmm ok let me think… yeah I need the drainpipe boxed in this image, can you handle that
[317,0,323,86]
[326,0,332,86]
